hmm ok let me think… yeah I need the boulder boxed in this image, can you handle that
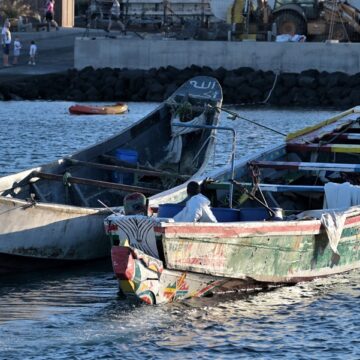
[300,69,320,78]
[146,81,165,101]
[114,78,126,99]
[318,71,330,87]
[213,67,227,81]
[9,93,24,101]
[279,73,298,88]
[349,87,360,104]
[234,67,254,76]
[100,85,115,101]
[85,86,101,101]
[165,66,180,80]
[298,75,318,89]
[326,72,349,88]
[223,75,246,88]
[67,89,86,101]
[348,73,360,87]
[163,83,178,99]
[101,75,117,88]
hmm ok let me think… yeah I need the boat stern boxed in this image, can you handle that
[111,245,164,305]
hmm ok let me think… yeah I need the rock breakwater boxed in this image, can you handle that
[1,66,360,108]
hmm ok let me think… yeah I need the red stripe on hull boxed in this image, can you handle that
[111,247,135,280]
[345,214,360,226]
[155,222,321,237]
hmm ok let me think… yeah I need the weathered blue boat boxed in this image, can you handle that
[0,76,223,272]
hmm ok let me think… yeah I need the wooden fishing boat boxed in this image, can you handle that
[0,76,223,273]
[106,106,360,304]
[69,102,128,115]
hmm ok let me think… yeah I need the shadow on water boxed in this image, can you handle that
[0,258,116,322]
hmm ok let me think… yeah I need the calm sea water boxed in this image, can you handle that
[1,102,359,360]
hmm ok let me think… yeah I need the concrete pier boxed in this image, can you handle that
[75,37,360,75]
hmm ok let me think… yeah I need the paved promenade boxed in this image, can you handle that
[0,27,103,82]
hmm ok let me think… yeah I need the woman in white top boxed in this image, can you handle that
[107,0,126,33]
[1,20,11,67]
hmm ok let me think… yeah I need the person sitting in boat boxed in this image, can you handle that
[124,192,147,215]
[173,181,217,223]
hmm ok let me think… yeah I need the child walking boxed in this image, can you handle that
[28,40,37,66]
[13,36,21,65]
[107,0,126,33]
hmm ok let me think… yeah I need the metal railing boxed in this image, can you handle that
[173,122,236,208]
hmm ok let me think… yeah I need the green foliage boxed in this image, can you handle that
[0,0,34,21]
[175,101,193,121]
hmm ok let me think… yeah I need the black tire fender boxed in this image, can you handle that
[273,9,307,36]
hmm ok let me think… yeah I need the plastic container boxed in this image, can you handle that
[158,203,185,218]
[158,204,241,222]
[212,208,240,222]
[112,148,138,184]
[239,207,282,221]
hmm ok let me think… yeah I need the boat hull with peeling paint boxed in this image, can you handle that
[0,76,223,273]
[106,107,360,304]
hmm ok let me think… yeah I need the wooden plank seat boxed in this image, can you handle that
[205,181,324,192]
[250,160,360,173]
[320,133,360,141]
[65,158,190,180]
[287,143,360,153]
[30,171,161,195]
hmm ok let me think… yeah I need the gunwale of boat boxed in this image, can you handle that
[0,196,109,215]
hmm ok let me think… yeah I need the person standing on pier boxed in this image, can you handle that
[87,0,99,29]
[45,0,59,31]
[28,40,37,66]
[12,36,21,65]
[107,0,126,34]
[1,20,11,67]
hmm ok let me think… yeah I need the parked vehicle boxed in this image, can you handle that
[210,0,360,41]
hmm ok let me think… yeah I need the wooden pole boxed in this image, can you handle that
[66,158,190,180]
[31,171,161,195]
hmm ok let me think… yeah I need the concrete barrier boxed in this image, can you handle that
[75,37,360,74]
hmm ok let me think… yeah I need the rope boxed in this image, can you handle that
[327,0,349,42]
[337,7,350,43]
[0,196,36,216]
[262,72,279,104]
[328,0,337,40]
[62,172,72,187]
[0,204,26,216]
[221,71,280,107]
[191,133,216,167]
[214,105,287,137]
